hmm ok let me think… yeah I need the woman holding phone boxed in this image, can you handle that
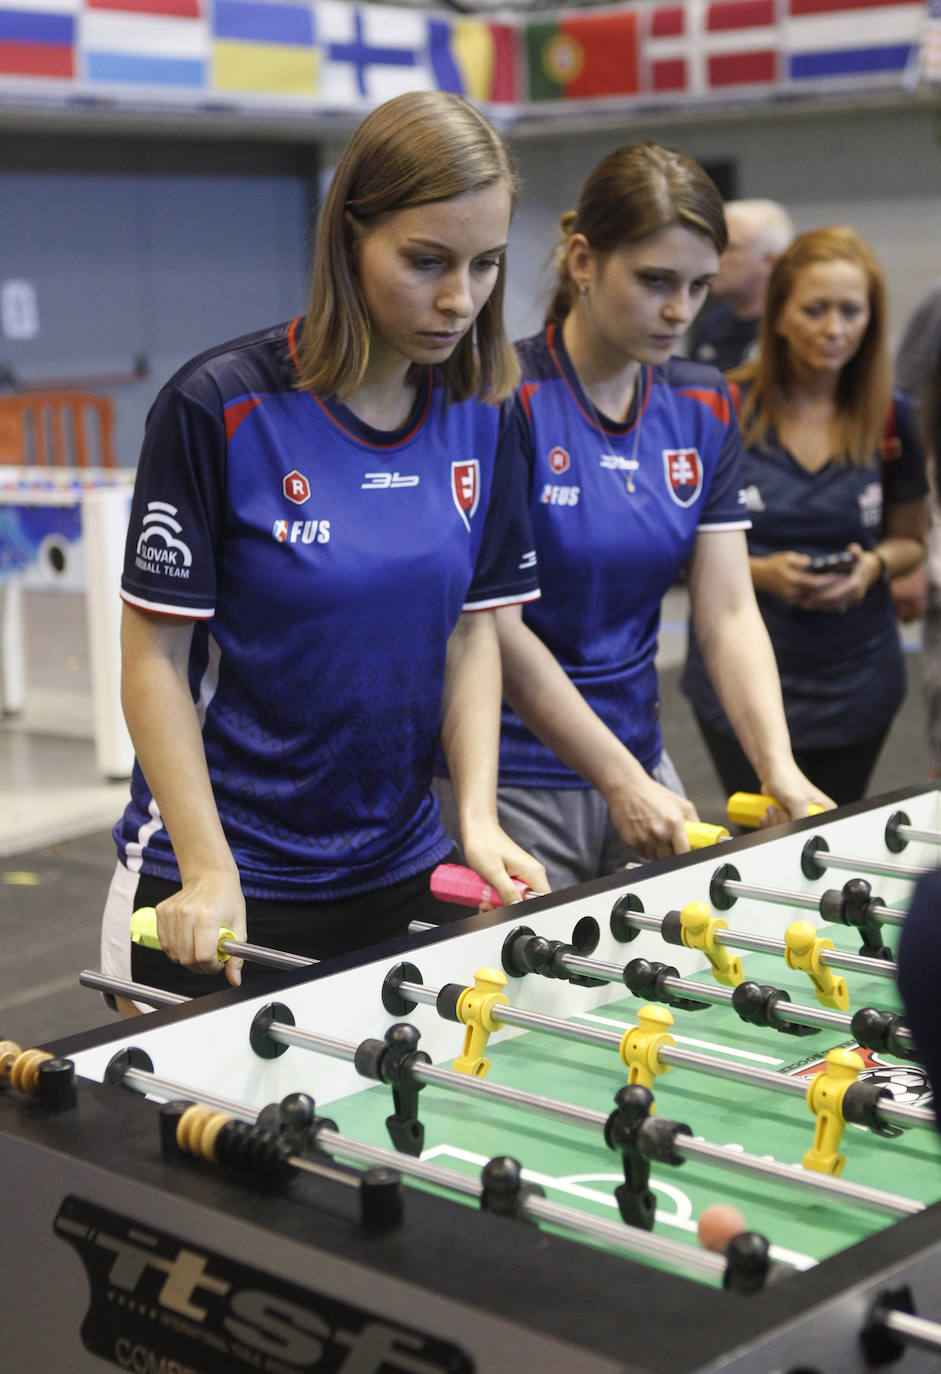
[682,226,928,805]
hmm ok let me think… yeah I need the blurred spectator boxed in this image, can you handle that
[690,199,794,372]
[682,226,928,805]
[894,281,941,766]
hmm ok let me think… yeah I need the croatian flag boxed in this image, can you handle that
[643,0,780,96]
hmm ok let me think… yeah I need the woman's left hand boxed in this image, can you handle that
[795,544,879,614]
[757,763,835,826]
[462,821,551,910]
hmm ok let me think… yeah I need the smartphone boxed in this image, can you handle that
[807,551,857,575]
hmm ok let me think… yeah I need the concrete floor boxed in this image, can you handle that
[0,588,931,1050]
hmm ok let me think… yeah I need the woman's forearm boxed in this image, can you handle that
[120,606,237,884]
[439,610,504,830]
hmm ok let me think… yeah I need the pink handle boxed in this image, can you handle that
[431,863,530,908]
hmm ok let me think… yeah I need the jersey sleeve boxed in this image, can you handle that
[120,377,227,619]
[698,374,751,532]
[883,390,929,506]
[463,395,540,611]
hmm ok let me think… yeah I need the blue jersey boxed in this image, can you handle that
[498,325,748,786]
[115,320,538,899]
[682,390,927,749]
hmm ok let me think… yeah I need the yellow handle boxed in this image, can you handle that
[685,820,730,848]
[130,906,235,962]
[727,792,824,829]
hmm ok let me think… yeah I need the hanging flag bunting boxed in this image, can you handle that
[428,16,517,104]
[0,0,77,79]
[0,0,935,117]
[315,1,430,105]
[920,0,941,79]
[81,0,208,88]
[785,0,922,82]
[643,0,779,96]
[213,0,316,95]
[525,10,639,101]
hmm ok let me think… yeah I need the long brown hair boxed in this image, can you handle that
[546,142,727,326]
[294,91,520,406]
[734,225,890,466]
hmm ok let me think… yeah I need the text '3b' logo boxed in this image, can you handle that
[451,460,480,532]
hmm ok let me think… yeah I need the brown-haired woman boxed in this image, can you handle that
[102,91,547,1012]
[464,143,826,886]
[682,225,928,804]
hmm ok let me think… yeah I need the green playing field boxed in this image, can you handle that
[322,920,941,1281]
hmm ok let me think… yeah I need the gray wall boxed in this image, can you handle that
[2,98,938,471]
[1,137,316,465]
[504,101,941,351]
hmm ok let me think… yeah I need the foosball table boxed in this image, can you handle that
[4,785,941,1373]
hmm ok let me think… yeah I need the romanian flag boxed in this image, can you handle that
[82,0,208,87]
[213,0,316,94]
[0,0,77,79]
[428,16,518,103]
[525,10,639,101]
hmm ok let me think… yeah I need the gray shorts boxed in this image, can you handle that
[433,752,686,894]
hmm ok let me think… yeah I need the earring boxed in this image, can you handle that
[579,284,588,296]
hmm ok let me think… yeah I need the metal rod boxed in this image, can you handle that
[805,947,897,980]
[615,907,897,981]
[259,1018,922,1216]
[79,970,188,1008]
[221,940,315,969]
[673,1137,921,1217]
[97,990,926,1220]
[398,980,934,1131]
[890,824,941,848]
[715,877,908,928]
[115,1064,736,1285]
[715,878,819,911]
[810,851,929,880]
[882,1309,941,1353]
[398,980,624,1050]
[536,954,871,1038]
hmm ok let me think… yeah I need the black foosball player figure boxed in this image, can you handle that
[896,866,941,1117]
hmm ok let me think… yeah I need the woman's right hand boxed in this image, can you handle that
[607,774,699,861]
[154,870,247,987]
[751,551,821,605]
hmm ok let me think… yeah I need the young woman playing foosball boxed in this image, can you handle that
[101,92,548,1013]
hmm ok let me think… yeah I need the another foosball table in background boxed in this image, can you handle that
[5,785,941,1372]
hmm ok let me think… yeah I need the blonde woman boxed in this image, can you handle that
[683,226,927,804]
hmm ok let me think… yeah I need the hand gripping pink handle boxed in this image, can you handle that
[430,863,530,908]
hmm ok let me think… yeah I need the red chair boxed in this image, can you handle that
[0,391,116,467]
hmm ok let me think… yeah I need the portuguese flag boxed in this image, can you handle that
[526,10,639,100]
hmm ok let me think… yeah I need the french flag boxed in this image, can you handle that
[643,0,780,96]
[785,0,922,82]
